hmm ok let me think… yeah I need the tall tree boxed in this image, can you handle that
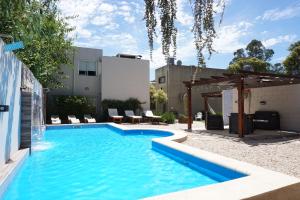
[246,39,274,61]
[283,41,300,75]
[144,0,226,67]
[229,39,274,73]
[229,48,246,64]
[268,63,285,74]
[0,0,74,88]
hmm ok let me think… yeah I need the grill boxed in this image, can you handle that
[253,111,280,130]
[229,113,254,134]
[206,114,224,130]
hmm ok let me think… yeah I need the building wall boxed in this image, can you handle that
[156,65,226,116]
[51,47,102,97]
[222,89,233,125]
[50,47,150,114]
[231,84,300,131]
[0,39,22,166]
[101,56,150,110]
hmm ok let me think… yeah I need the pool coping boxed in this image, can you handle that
[110,123,300,200]
[0,149,29,198]
[2,123,300,199]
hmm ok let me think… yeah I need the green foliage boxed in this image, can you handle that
[53,96,95,119]
[101,98,142,120]
[155,89,168,104]
[245,39,274,62]
[144,0,226,67]
[288,41,300,52]
[161,112,176,124]
[229,57,268,73]
[0,0,74,88]
[150,84,156,105]
[229,39,274,73]
[283,44,300,75]
[178,114,188,123]
[268,63,285,74]
[150,85,168,106]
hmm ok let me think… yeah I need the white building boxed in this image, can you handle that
[49,47,150,117]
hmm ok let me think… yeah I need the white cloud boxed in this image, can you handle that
[97,3,116,12]
[177,0,193,26]
[144,20,253,70]
[92,33,139,53]
[58,0,138,38]
[77,28,92,38]
[91,15,119,30]
[213,0,231,14]
[259,3,300,21]
[213,21,253,53]
[262,34,297,47]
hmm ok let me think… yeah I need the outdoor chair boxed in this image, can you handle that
[108,108,123,123]
[195,112,203,121]
[67,115,80,124]
[51,115,61,124]
[144,110,161,124]
[125,110,142,123]
[84,114,96,123]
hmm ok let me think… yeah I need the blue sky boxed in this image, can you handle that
[58,0,300,80]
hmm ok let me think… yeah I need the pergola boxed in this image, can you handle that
[183,70,300,137]
[201,91,222,114]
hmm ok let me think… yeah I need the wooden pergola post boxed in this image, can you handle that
[237,77,245,137]
[187,84,192,131]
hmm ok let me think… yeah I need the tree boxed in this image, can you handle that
[245,39,274,61]
[229,57,268,73]
[230,48,246,64]
[0,0,74,88]
[268,63,285,74]
[150,85,168,111]
[283,41,300,75]
[229,39,274,73]
[144,0,226,67]
[288,41,300,52]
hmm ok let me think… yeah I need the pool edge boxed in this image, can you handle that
[106,123,300,200]
[8,123,300,200]
[0,149,29,198]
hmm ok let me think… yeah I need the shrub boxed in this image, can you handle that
[101,98,142,120]
[178,114,188,123]
[52,96,95,119]
[161,112,176,124]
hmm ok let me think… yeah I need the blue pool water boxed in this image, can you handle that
[2,125,245,200]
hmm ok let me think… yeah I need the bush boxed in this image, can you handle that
[101,98,142,120]
[52,96,95,120]
[178,114,188,123]
[161,112,176,124]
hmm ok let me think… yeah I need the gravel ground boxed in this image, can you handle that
[124,122,300,178]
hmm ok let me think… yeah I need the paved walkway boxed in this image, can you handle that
[124,121,300,178]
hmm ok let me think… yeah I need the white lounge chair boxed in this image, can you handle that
[108,108,123,123]
[51,115,61,124]
[144,110,161,124]
[67,115,80,124]
[125,110,142,123]
[84,114,96,123]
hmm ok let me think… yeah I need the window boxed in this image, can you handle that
[79,61,97,76]
[158,76,166,84]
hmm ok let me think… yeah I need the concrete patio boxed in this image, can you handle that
[124,121,300,178]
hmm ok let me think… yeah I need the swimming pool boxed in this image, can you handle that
[1,124,246,200]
